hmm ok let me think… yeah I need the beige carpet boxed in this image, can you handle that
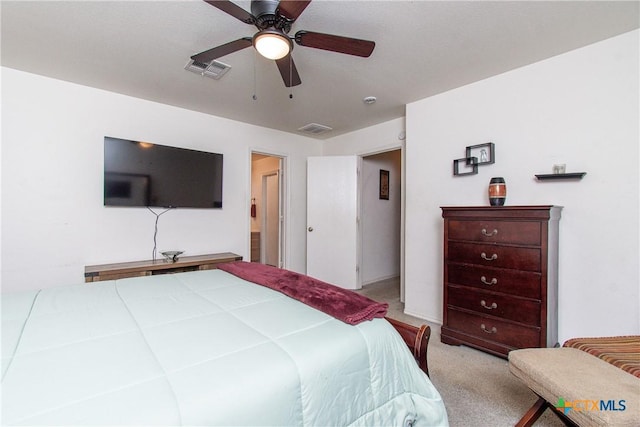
[357,278,564,427]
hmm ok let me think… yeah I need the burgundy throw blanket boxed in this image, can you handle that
[217,261,388,325]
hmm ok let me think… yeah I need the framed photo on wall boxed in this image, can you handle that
[379,169,389,200]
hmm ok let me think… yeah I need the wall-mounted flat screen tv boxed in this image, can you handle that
[104,136,223,208]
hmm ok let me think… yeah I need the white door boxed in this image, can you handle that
[306,156,360,289]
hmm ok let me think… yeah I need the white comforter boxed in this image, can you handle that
[2,269,448,426]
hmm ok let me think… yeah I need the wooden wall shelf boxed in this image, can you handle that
[85,252,242,282]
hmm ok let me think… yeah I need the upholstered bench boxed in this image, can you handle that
[563,335,640,378]
[509,341,640,426]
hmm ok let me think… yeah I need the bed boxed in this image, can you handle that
[2,262,448,426]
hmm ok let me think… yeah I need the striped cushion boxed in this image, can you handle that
[563,335,640,378]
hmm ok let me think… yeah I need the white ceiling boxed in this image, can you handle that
[2,1,638,139]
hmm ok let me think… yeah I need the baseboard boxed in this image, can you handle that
[362,274,400,286]
[403,308,442,326]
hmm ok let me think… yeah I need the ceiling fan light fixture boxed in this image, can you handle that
[253,30,292,60]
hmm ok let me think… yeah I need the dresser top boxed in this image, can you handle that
[441,205,562,220]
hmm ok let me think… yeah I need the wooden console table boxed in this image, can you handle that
[85,252,243,282]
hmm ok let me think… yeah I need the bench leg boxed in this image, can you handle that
[516,396,579,427]
[515,397,548,427]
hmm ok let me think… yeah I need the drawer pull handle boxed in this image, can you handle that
[481,300,498,310]
[481,228,498,237]
[481,276,498,285]
[480,324,497,334]
[481,252,498,261]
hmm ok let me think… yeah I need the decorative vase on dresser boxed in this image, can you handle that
[440,206,562,358]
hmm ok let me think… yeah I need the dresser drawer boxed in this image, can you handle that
[448,241,541,271]
[447,285,541,326]
[447,263,541,299]
[448,220,541,245]
[446,308,540,349]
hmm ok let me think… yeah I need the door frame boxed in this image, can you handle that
[249,150,287,268]
[356,142,405,301]
[261,169,280,266]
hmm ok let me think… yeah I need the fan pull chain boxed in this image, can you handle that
[252,50,258,101]
[289,54,293,99]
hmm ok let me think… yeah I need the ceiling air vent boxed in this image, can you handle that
[184,59,231,80]
[298,123,333,135]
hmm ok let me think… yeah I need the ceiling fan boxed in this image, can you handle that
[191,0,376,87]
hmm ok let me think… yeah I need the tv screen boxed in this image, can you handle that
[104,136,223,208]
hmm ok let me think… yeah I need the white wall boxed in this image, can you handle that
[405,30,639,341]
[323,118,406,157]
[1,67,322,292]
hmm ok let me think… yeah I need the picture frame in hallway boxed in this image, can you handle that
[379,169,389,200]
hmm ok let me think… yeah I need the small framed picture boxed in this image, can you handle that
[379,169,389,200]
[465,142,495,165]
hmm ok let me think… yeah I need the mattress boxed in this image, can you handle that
[2,269,448,426]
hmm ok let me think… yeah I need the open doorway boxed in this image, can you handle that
[250,153,284,267]
[360,149,403,299]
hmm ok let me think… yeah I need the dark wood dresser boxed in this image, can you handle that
[441,206,562,358]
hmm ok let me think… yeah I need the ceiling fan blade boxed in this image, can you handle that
[275,55,302,87]
[295,30,375,57]
[191,38,253,63]
[203,0,255,25]
[277,0,311,21]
